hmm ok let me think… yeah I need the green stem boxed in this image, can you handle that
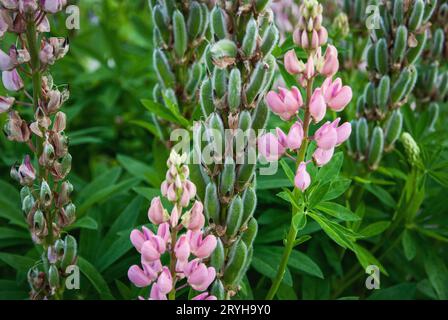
[265,78,314,300]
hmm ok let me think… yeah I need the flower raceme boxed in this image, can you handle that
[128,151,217,300]
[259,38,352,192]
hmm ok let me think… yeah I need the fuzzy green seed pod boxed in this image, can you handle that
[22,195,34,213]
[200,79,214,118]
[428,102,439,131]
[366,43,377,71]
[347,119,358,154]
[189,154,210,201]
[368,126,384,170]
[40,180,52,207]
[237,161,256,187]
[439,72,448,100]
[61,235,77,269]
[246,61,268,105]
[220,157,236,195]
[210,39,237,67]
[391,68,411,104]
[251,100,269,131]
[261,54,277,94]
[152,4,170,44]
[393,0,404,25]
[260,25,279,56]
[407,30,427,65]
[393,25,407,63]
[408,0,424,31]
[226,195,244,237]
[48,265,60,289]
[364,83,376,110]
[205,182,220,224]
[241,187,257,226]
[255,0,271,12]
[228,68,242,112]
[20,186,31,203]
[401,132,421,166]
[204,46,215,73]
[211,6,227,39]
[188,2,202,40]
[426,62,439,92]
[212,67,228,99]
[163,0,175,17]
[210,238,225,272]
[186,63,203,98]
[33,210,45,231]
[210,280,225,300]
[377,75,390,111]
[242,218,258,247]
[356,95,365,117]
[153,49,175,88]
[384,110,403,148]
[198,3,209,38]
[223,240,248,286]
[242,18,258,57]
[432,28,444,58]
[423,0,438,23]
[374,17,386,40]
[238,111,252,133]
[173,10,187,58]
[375,38,389,74]
[356,117,369,156]
[402,65,418,97]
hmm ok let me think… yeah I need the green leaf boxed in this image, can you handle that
[402,229,417,261]
[277,189,299,209]
[78,257,114,300]
[424,251,448,300]
[132,187,161,202]
[251,256,293,287]
[67,216,98,231]
[289,250,324,279]
[353,244,388,275]
[292,212,307,231]
[97,232,133,272]
[279,159,295,184]
[0,227,29,240]
[367,283,416,300]
[364,184,397,209]
[322,178,351,201]
[359,221,391,237]
[117,154,160,187]
[307,182,331,208]
[129,119,162,140]
[0,253,35,272]
[316,152,343,183]
[76,167,122,205]
[316,202,360,222]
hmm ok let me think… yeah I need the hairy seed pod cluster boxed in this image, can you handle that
[190,0,278,299]
[149,0,210,141]
[348,0,436,170]
[0,1,77,300]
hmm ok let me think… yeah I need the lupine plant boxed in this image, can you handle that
[188,0,279,299]
[128,151,217,300]
[258,0,355,300]
[143,0,210,145]
[0,0,76,299]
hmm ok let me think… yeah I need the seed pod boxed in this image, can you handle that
[211,6,227,39]
[223,240,247,286]
[407,30,427,65]
[48,265,59,289]
[226,195,244,237]
[261,54,277,94]
[228,68,242,112]
[364,83,376,110]
[152,83,164,104]
[356,117,369,156]
[251,100,269,131]
[164,0,175,17]
[423,0,437,23]
[238,111,251,133]
[374,17,386,40]
[255,0,271,12]
[198,3,209,38]
[242,218,258,247]
[241,187,256,226]
[173,10,187,58]
[384,110,403,147]
[366,43,376,71]
[428,102,439,131]
[368,126,384,170]
[391,68,411,103]
[33,210,45,231]
[375,38,388,74]
[200,79,214,117]
[356,95,365,117]
[393,25,407,63]
[208,112,225,158]
[242,18,258,57]
[408,0,424,31]
[425,62,439,93]
[40,180,52,208]
[377,75,390,111]
[204,45,215,73]
[64,203,76,224]
[188,155,210,201]
[188,2,202,40]
[439,72,448,100]
[153,49,175,88]
[186,63,203,98]
[402,65,418,97]
[210,238,225,271]
[41,142,55,167]
[393,0,404,25]
[237,161,255,187]
[212,67,228,99]
[205,182,220,223]
[210,280,225,300]
[260,25,279,56]
[61,235,77,270]
[152,4,169,44]
[432,28,444,58]
[246,61,268,105]
[220,157,236,195]
[347,119,358,154]
[211,39,237,68]
[22,195,35,213]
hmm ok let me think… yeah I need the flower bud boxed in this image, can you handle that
[40,180,53,207]
[148,197,168,225]
[174,234,190,261]
[294,162,311,191]
[39,140,55,167]
[128,265,152,288]
[287,121,304,150]
[205,182,220,224]
[22,194,35,213]
[18,155,36,186]
[284,50,304,75]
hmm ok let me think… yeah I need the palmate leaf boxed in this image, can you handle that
[359,221,391,238]
[316,152,343,184]
[353,244,388,276]
[117,154,160,187]
[78,257,114,300]
[251,256,293,287]
[141,99,190,128]
[0,253,35,272]
[424,250,448,300]
[315,202,361,222]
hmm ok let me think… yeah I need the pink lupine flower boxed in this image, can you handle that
[294,162,311,191]
[0,48,14,71]
[130,229,146,253]
[0,96,14,113]
[182,200,205,231]
[2,69,24,91]
[170,205,180,227]
[41,0,67,13]
[321,77,352,111]
[311,30,319,49]
[157,267,173,295]
[284,50,304,75]
[314,121,338,150]
[148,196,167,225]
[141,235,166,262]
[319,45,339,77]
[157,222,171,244]
[174,234,190,261]
[188,231,217,259]
[266,86,303,121]
[309,88,326,123]
[336,121,352,145]
[184,259,216,291]
[128,265,153,288]
[313,147,335,167]
[18,155,36,185]
[192,292,217,300]
[304,55,315,79]
[317,27,328,46]
[287,121,304,150]
[150,283,167,300]
[258,132,286,161]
